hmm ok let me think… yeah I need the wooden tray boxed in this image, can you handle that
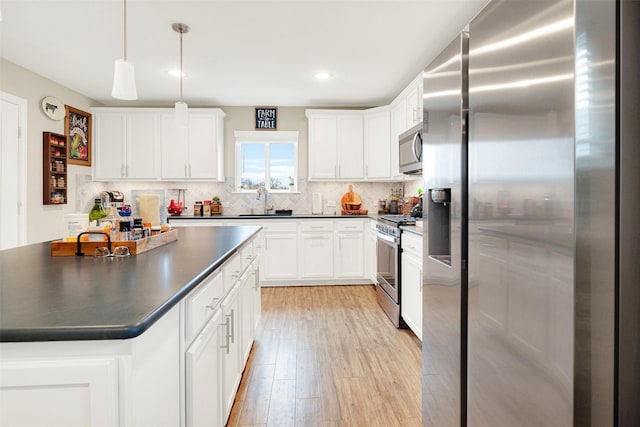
[341,209,368,215]
[51,229,178,257]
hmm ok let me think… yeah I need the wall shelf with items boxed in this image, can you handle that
[43,131,67,205]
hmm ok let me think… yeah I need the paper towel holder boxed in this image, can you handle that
[312,192,323,215]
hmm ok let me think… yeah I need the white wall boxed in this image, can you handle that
[0,59,102,244]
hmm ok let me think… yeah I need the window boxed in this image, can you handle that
[235,131,298,192]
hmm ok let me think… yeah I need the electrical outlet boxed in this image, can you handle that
[327,200,336,207]
[222,201,230,208]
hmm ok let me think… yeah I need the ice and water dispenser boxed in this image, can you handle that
[427,188,451,266]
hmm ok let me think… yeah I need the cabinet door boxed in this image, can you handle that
[262,233,298,280]
[337,115,364,179]
[160,114,188,179]
[187,113,223,180]
[335,232,364,278]
[364,109,391,179]
[93,113,126,180]
[406,83,420,128]
[308,114,338,179]
[185,310,222,427]
[300,232,334,279]
[127,113,158,179]
[364,221,377,283]
[0,358,118,427]
[401,252,423,340]
[221,286,241,423]
[239,271,254,365]
[390,98,407,178]
[250,264,262,334]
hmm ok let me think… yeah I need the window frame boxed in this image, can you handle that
[234,130,299,193]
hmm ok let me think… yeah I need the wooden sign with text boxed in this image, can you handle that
[255,107,277,130]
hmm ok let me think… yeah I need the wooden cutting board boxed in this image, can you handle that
[341,184,362,210]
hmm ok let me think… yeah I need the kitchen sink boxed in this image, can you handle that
[239,210,292,217]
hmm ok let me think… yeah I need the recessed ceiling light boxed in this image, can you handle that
[168,69,188,78]
[314,72,332,80]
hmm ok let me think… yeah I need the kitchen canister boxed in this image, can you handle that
[312,192,323,214]
[63,213,88,242]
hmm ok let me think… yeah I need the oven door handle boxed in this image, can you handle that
[377,232,398,245]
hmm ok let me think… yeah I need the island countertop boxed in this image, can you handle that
[0,226,260,343]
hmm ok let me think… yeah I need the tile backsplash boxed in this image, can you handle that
[76,175,422,217]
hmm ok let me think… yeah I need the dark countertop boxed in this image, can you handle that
[0,226,260,343]
[169,214,377,220]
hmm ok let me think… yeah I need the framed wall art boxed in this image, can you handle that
[255,107,277,130]
[65,105,92,166]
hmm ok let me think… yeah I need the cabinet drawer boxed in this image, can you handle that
[223,253,242,295]
[335,220,364,232]
[185,270,223,344]
[240,240,256,272]
[255,221,297,233]
[299,220,333,232]
[401,232,422,257]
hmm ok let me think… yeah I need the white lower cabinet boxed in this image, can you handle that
[0,236,260,427]
[335,221,365,278]
[401,231,423,340]
[221,283,242,423]
[299,221,334,279]
[185,310,222,427]
[365,219,377,283]
[0,357,118,427]
[259,221,298,281]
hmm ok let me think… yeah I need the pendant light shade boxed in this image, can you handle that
[112,0,138,100]
[112,59,138,100]
[175,101,189,128]
[173,23,189,128]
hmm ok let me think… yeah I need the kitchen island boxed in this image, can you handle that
[0,225,262,427]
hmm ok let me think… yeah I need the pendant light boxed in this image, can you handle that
[111,0,138,100]
[173,23,190,128]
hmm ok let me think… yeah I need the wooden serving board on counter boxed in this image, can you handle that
[51,229,178,257]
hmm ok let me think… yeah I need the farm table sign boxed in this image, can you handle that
[255,107,277,130]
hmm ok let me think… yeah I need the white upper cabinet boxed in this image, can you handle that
[405,74,423,128]
[92,108,224,182]
[161,109,225,181]
[306,110,364,180]
[92,108,159,181]
[364,106,391,180]
[390,98,407,178]
[307,113,338,179]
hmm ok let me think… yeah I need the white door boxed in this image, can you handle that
[185,310,222,427]
[308,114,338,179]
[335,232,364,278]
[188,114,219,180]
[337,115,364,179]
[365,110,391,179]
[0,92,27,249]
[127,113,158,179]
[93,113,126,180]
[160,114,188,179]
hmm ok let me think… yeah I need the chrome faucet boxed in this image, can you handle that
[256,185,273,214]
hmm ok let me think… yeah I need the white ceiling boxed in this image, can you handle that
[0,0,489,107]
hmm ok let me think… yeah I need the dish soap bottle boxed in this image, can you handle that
[89,198,106,226]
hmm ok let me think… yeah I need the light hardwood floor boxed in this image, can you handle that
[227,285,422,427]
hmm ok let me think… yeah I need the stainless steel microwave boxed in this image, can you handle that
[398,123,423,174]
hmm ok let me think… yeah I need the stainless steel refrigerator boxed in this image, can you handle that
[421,0,639,426]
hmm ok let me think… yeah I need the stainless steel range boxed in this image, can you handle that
[376,215,416,327]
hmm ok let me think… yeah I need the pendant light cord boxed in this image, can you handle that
[179,29,183,102]
[122,0,127,61]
